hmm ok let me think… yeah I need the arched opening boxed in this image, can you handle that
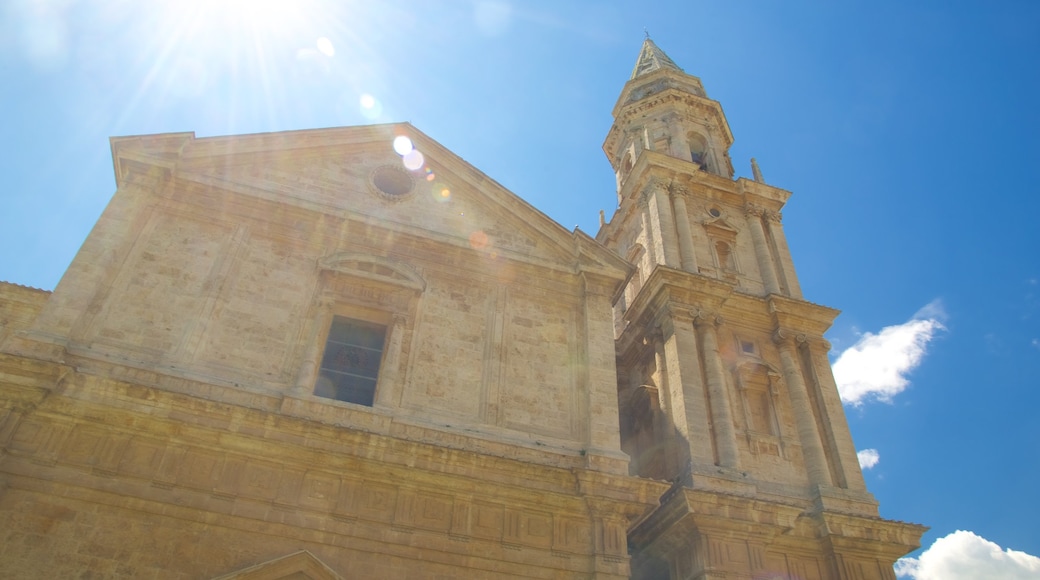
[688,133,710,172]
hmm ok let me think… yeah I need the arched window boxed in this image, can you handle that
[688,133,710,171]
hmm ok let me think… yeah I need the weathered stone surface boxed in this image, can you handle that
[0,40,922,579]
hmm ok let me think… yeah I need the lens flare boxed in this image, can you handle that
[431,182,451,202]
[469,230,489,250]
[402,149,424,170]
[393,136,413,155]
[359,93,382,119]
[316,37,335,56]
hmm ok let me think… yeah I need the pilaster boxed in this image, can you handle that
[644,180,681,269]
[582,273,629,473]
[763,209,803,299]
[744,203,782,295]
[802,336,868,491]
[668,184,699,273]
[658,308,713,468]
[773,329,831,486]
[647,327,683,478]
[694,311,739,469]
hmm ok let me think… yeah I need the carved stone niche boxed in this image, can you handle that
[700,215,740,281]
[733,361,786,458]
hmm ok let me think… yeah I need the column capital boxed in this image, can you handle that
[796,334,831,351]
[772,328,807,346]
[664,305,697,324]
[640,176,665,194]
[693,309,723,328]
[668,182,691,199]
[642,178,667,199]
[743,202,766,218]
[764,209,783,224]
[646,325,665,344]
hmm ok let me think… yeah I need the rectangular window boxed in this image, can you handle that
[314,316,387,406]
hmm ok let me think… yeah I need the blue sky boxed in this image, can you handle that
[2,1,1038,576]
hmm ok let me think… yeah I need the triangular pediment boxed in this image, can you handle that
[702,216,740,238]
[210,550,344,580]
[114,124,628,282]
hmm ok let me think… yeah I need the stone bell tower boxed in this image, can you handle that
[597,39,925,580]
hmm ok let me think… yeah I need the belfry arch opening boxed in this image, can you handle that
[688,133,710,172]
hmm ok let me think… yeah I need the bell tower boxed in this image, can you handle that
[598,39,925,580]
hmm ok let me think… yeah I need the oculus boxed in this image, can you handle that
[370,165,415,200]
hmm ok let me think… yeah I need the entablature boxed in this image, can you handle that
[768,294,841,338]
[738,177,793,207]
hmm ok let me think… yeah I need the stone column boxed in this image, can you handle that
[763,209,803,299]
[669,184,699,273]
[695,312,740,468]
[639,201,659,267]
[651,328,683,477]
[661,309,714,465]
[773,330,831,486]
[744,203,781,295]
[803,337,867,491]
[645,181,682,269]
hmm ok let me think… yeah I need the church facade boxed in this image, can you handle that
[0,40,924,579]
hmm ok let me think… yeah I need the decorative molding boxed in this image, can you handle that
[743,203,766,218]
[668,182,690,199]
[772,328,807,346]
[367,164,416,202]
[693,310,723,328]
[318,253,426,292]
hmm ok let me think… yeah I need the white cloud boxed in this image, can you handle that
[895,530,1040,580]
[857,448,880,469]
[832,300,945,405]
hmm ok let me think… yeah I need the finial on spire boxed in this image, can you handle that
[751,158,764,182]
[644,28,650,39]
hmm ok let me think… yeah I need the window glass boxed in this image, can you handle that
[314,317,387,406]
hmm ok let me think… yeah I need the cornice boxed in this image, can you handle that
[738,177,792,206]
[768,294,841,338]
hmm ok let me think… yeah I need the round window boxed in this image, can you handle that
[370,166,414,200]
[708,207,721,218]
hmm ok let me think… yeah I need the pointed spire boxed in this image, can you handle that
[631,37,683,79]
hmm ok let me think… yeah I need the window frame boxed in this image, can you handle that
[313,314,389,407]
